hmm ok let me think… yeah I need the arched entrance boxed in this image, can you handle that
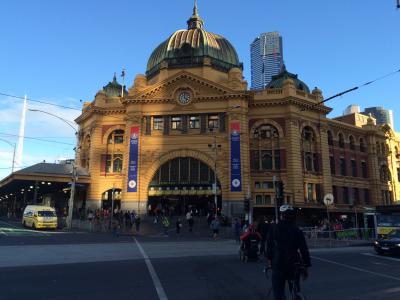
[101,188,122,210]
[148,157,221,216]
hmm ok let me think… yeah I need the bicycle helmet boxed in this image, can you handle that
[279,204,296,220]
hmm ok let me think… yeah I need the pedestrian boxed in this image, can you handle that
[266,205,311,300]
[176,218,182,234]
[134,215,141,233]
[161,216,170,236]
[210,216,220,239]
[256,216,270,255]
[233,218,242,243]
[112,218,120,237]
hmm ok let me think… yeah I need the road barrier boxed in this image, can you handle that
[302,228,375,248]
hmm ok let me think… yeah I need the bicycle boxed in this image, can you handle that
[263,263,307,300]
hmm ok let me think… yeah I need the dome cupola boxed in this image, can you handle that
[266,65,310,93]
[146,2,242,79]
[103,73,128,97]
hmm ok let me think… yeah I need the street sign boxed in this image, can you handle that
[323,193,334,206]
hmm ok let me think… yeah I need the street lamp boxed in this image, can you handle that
[0,138,16,173]
[207,105,241,217]
[28,109,78,229]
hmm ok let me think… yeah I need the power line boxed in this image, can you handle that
[301,67,400,112]
[0,132,75,146]
[318,68,400,105]
[0,92,81,111]
[0,91,127,122]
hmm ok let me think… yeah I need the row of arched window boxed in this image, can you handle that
[327,131,366,152]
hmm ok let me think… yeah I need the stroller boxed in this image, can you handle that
[239,234,260,262]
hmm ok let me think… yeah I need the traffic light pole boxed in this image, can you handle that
[273,175,278,223]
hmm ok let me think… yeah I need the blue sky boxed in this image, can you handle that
[0,0,399,179]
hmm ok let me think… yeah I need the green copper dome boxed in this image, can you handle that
[146,3,242,78]
[266,65,310,93]
[103,73,128,97]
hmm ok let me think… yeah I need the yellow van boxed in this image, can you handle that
[22,205,58,230]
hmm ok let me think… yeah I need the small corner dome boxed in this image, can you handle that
[146,3,242,79]
[266,65,310,93]
[103,73,128,97]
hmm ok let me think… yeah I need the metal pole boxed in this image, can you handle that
[33,181,38,204]
[355,206,358,228]
[0,138,16,173]
[67,164,76,229]
[213,134,218,216]
[11,143,16,173]
[273,175,278,223]
[110,186,115,229]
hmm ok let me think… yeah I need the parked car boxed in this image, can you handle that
[22,205,58,230]
[374,229,400,255]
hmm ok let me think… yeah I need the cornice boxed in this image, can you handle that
[249,96,332,114]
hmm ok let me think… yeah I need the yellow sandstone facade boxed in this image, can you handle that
[75,6,400,222]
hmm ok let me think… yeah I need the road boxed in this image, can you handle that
[0,219,399,300]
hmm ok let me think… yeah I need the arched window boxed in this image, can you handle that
[84,135,91,149]
[338,133,345,148]
[380,165,391,182]
[302,126,319,172]
[107,129,125,144]
[250,124,281,171]
[101,188,122,210]
[327,130,333,146]
[376,142,381,155]
[360,138,366,152]
[303,127,315,142]
[253,124,279,139]
[349,135,355,150]
[105,154,123,173]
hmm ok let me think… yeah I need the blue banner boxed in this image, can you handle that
[127,126,139,192]
[230,122,242,191]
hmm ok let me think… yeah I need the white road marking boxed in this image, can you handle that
[361,252,400,262]
[134,237,168,300]
[312,256,400,282]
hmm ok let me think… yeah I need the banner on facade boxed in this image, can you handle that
[230,122,242,191]
[127,126,139,192]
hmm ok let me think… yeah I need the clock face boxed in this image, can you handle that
[178,91,191,104]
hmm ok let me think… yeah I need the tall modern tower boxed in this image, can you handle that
[250,32,284,90]
[363,106,394,129]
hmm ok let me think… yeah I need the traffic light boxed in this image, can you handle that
[244,198,250,212]
[275,181,285,207]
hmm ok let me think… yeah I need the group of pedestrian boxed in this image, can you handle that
[237,206,311,300]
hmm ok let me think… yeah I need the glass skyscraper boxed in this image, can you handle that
[250,32,283,90]
[363,107,394,129]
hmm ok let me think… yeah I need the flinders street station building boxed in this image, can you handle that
[1,6,399,223]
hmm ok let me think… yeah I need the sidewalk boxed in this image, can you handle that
[71,216,234,240]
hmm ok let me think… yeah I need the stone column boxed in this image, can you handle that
[285,118,305,204]
[319,122,333,196]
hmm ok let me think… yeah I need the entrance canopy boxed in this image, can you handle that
[0,162,90,214]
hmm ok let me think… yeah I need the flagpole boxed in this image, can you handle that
[121,68,126,98]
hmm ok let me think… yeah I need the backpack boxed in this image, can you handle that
[271,225,299,269]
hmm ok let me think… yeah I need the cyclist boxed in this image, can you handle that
[266,205,311,300]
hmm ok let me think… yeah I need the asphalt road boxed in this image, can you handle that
[0,219,399,300]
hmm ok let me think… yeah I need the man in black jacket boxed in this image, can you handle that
[266,205,311,300]
[256,216,270,255]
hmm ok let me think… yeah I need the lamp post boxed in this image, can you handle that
[208,133,221,216]
[207,105,241,217]
[0,138,16,173]
[28,109,78,229]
